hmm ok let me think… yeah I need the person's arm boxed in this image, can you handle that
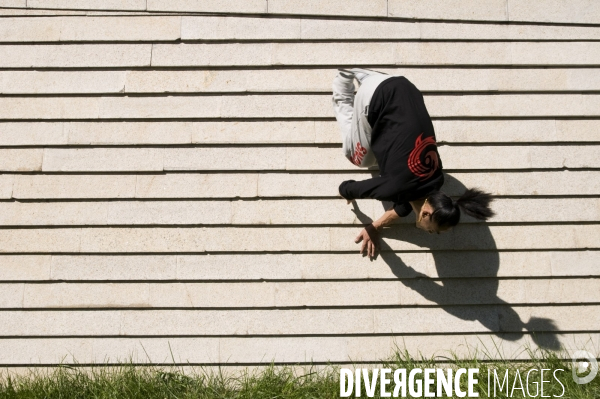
[355,206,400,258]
[339,175,398,202]
[331,70,356,164]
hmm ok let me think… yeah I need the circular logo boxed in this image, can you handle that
[571,350,598,384]
[408,133,439,181]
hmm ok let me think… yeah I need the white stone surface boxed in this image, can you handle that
[0,44,151,67]
[33,251,593,281]
[1,0,599,369]
[0,0,26,6]
[0,255,51,280]
[65,121,193,145]
[7,68,600,94]
[135,174,258,198]
[0,149,43,171]
[508,0,600,24]
[388,0,508,21]
[13,175,136,199]
[4,119,598,146]
[7,94,600,119]
[12,278,598,308]
[147,0,267,13]
[42,148,164,172]
[268,0,387,17]
[0,17,180,42]
[27,0,146,10]
[1,306,596,335]
[0,334,596,364]
[0,175,13,199]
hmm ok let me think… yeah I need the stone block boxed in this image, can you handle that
[13,175,136,199]
[99,96,221,119]
[107,201,231,224]
[191,121,316,144]
[0,97,99,119]
[0,44,151,67]
[0,69,124,94]
[60,16,180,41]
[0,149,43,171]
[135,174,258,198]
[0,255,51,280]
[42,148,164,172]
[0,202,108,225]
[508,0,600,24]
[51,255,177,280]
[181,16,300,40]
[23,283,150,308]
[147,0,267,13]
[66,121,193,145]
[389,0,508,21]
[0,228,81,252]
[151,43,272,66]
[268,0,387,17]
[163,148,286,171]
[0,122,68,145]
[27,0,146,10]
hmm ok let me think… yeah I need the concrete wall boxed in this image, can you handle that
[0,1,598,367]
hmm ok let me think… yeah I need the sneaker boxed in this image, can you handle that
[347,68,387,84]
[337,69,355,79]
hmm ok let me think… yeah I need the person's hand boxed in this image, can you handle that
[355,224,379,258]
[341,195,353,204]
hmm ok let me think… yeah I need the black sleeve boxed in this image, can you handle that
[393,202,413,217]
[339,176,402,201]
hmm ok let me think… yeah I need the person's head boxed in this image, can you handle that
[415,188,495,234]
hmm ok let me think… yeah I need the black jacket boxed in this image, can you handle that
[338,76,444,217]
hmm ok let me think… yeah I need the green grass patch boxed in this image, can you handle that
[0,347,598,398]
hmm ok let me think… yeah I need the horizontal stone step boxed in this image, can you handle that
[2,94,600,119]
[3,42,600,68]
[0,0,26,7]
[0,198,598,226]
[0,149,42,171]
[42,148,166,172]
[0,7,85,16]
[26,0,147,11]
[181,16,600,41]
[2,251,597,281]
[389,0,600,25]
[153,42,600,67]
[24,145,598,172]
[146,0,268,14]
[0,16,180,42]
[1,278,596,308]
[1,333,596,364]
[0,8,148,16]
[0,120,596,145]
[3,16,600,43]
[14,0,600,25]
[2,305,598,335]
[11,174,253,199]
[258,170,600,198]
[0,44,151,68]
[0,175,13,199]
[3,68,600,94]
[0,225,597,253]
[9,171,599,199]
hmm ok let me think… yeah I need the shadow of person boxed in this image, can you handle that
[349,174,561,351]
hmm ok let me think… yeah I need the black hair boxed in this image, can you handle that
[427,188,495,229]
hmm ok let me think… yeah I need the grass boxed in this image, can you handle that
[0,345,598,398]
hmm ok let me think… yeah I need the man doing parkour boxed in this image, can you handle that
[332,68,495,257]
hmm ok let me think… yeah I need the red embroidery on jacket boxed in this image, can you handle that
[408,133,439,181]
[351,142,368,166]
